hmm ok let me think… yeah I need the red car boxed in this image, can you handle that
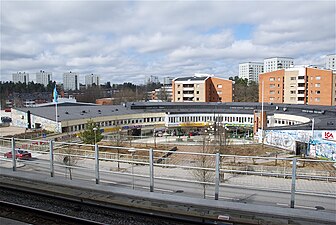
[4,149,32,159]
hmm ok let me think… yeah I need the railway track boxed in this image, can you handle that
[0,185,220,225]
[0,200,104,225]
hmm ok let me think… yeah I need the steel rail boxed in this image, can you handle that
[0,200,105,225]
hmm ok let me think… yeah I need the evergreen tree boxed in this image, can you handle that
[79,119,103,145]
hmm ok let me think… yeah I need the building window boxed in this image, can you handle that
[196,98,199,101]
[316,76,321,80]
[217,84,222,88]
[290,90,296,94]
[315,83,320,87]
[270,84,275,88]
[315,90,320,94]
[290,77,296,80]
[196,84,200,88]
[217,91,222,95]
[196,91,199,94]
[278,77,281,81]
[178,91,180,94]
[269,97,274,101]
[177,97,180,101]
[177,84,180,88]
[315,97,320,102]
[270,90,275,94]
[269,77,275,81]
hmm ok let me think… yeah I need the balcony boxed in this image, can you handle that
[183,94,194,98]
[297,86,305,91]
[183,87,194,91]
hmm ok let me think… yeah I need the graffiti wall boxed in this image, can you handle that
[260,129,336,161]
[309,139,336,161]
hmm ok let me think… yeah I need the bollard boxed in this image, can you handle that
[215,153,220,200]
[290,158,297,208]
[11,137,16,171]
[149,148,154,192]
[95,144,100,184]
[49,140,54,177]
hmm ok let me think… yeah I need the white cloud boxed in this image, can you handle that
[1,1,335,84]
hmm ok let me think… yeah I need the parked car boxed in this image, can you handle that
[4,149,32,159]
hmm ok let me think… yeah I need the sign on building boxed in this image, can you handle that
[322,131,336,141]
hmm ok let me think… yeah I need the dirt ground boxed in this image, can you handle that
[0,126,27,137]
[97,140,335,173]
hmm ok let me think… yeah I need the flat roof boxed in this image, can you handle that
[14,102,336,130]
[173,76,209,81]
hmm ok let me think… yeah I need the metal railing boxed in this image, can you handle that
[0,137,335,209]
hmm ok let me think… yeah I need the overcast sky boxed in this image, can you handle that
[1,0,335,84]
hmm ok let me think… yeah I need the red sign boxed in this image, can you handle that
[323,131,336,141]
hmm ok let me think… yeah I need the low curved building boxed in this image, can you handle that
[11,102,336,160]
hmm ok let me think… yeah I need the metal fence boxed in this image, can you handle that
[0,137,335,210]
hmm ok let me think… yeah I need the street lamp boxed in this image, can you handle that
[128,148,136,189]
[153,128,156,148]
[93,127,98,145]
[116,128,122,170]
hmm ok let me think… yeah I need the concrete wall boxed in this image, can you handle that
[261,129,336,161]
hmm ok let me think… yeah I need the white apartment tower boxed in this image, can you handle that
[85,74,100,87]
[325,54,335,70]
[63,72,79,91]
[12,72,29,84]
[36,70,52,86]
[264,57,294,73]
[238,62,264,82]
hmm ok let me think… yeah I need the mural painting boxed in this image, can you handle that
[261,129,336,161]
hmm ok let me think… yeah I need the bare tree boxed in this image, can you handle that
[191,136,216,199]
[56,143,80,180]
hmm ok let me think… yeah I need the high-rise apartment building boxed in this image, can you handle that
[172,74,233,102]
[36,70,52,86]
[63,72,79,91]
[264,57,294,73]
[85,73,100,87]
[325,54,335,70]
[163,77,174,85]
[12,72,29,84]
[239,62,264,82]
[259,67,335,106]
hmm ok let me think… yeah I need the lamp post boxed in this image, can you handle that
[117,128,122,170]
[93,127,97,145]
[128,148,136,189]
[153,128,156,148]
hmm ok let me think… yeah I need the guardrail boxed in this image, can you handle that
[0,137,335,210]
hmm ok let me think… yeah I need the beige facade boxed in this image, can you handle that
[172,75,233,102]
[173,79,207,102]
[283,68,306,104]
